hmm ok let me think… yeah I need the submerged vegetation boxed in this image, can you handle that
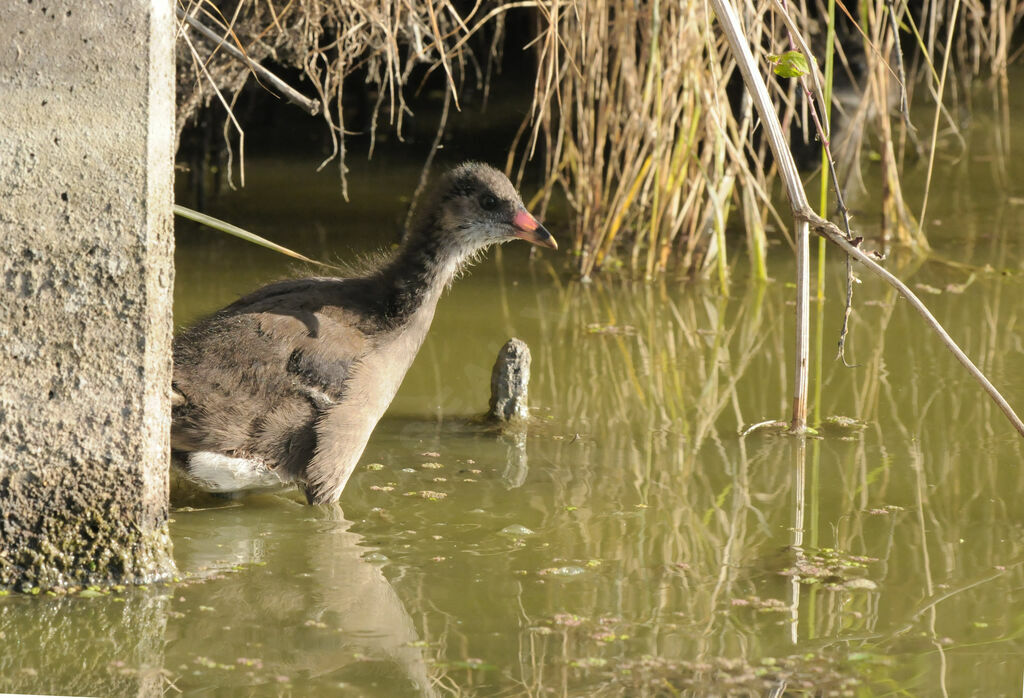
[177,0,1024,278]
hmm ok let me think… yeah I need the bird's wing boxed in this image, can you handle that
[171,279,372,457]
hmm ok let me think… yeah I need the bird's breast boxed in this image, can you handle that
[349,304,437,418]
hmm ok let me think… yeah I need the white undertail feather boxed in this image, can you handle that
[186,452,290,492]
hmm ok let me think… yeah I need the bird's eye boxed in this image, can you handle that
[479,193,499,211]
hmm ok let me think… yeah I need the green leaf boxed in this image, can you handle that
[173,204,340,270]
[768,50,809,78]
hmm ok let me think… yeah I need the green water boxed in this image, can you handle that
[5,124,1024,696]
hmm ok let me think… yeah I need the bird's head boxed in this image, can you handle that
[412,162,557,259]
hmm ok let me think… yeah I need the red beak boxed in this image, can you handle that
[511,209,557,250]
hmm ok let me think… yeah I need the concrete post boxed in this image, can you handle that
[0,1,176,588]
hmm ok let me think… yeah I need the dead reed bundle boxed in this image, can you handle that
[516,0,766,281]
[176,0,505,196]
[177,0,1024,276]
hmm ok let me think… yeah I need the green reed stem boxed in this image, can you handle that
[813,0,836,428]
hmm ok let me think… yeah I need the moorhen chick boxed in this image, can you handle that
[171,162,556,504]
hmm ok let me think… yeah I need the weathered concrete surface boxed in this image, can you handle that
[0,1,176,588]
[488,338,531,422]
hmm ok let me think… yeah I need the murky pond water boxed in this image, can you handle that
[5,108,1024,696]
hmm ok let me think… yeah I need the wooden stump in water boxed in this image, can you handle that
[488,338,531,422]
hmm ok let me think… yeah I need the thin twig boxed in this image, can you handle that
[404,86,453,233]
[918,0,962,229]
[884,0,917,136]
[176,6,321,116]
[177,23,246,188]
[423,0,461,111]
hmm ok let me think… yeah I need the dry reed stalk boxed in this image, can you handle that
[519,0,757,279]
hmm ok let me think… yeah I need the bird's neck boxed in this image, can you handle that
[372,230,466,329]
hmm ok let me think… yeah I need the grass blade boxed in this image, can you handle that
[173,204,338,270]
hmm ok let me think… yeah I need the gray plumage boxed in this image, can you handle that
[171,162,555,504]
